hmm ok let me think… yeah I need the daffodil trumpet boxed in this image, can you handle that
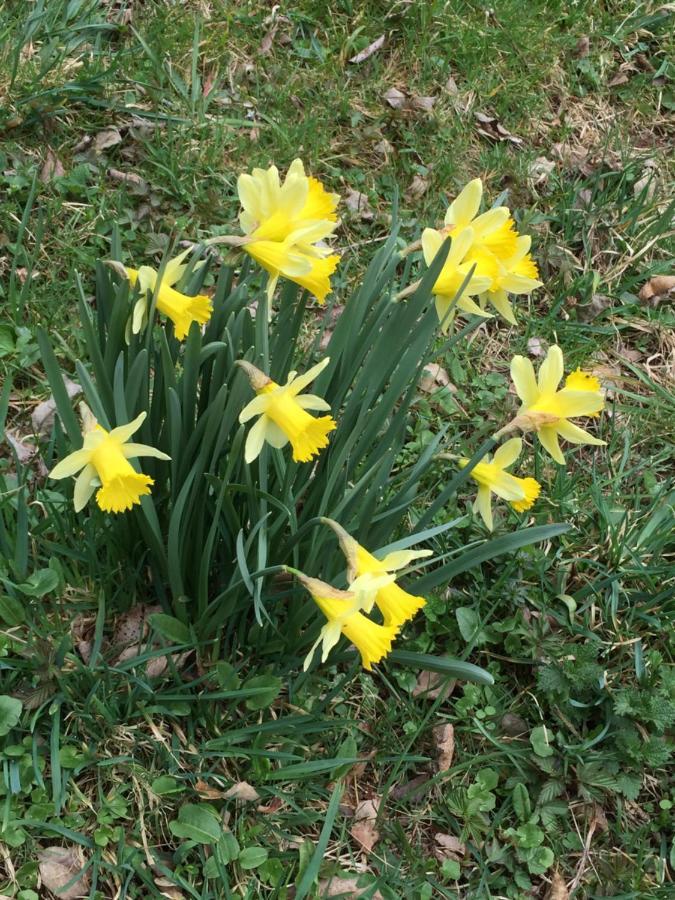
[321,518,431,628]
[238,358,336,464]
[506,345,605,464]
[287,568,399,671]
[49,408,170,513]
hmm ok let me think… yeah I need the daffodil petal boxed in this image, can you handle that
[421,228,444,265]
[538,425,565,464]
[445,178,482,228]
[556,420,605,446]
[511,356,538,406]
[492,437,522,469]
[377,549,433,570]
[50,448,92,479]
[121,443,171,461]
[296,394,332,412]
[244,415,269,463]
[538,345,564,394]
[474,485,494,531]
[108,412,146,444]
[487,289,517,324]
[287,357,330,395]
[73,464,97,512]
[239,395,270,423]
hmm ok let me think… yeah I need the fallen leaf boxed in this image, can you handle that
[317,876,384,899]
[575,35,590,57]
[433,723,455,772]
[474,111,523,146]
[578,294,611,322]
[546,871,569,900]
[444,74,459,94]
[633,171,656,200]
[500,712,529,737]
[434,832,466,861]
[390,774,431,802]
[40,148,65,183]
[350,798,380,853]
[419,363,454,394]
[412,669,455,700]
[38,846,90,900]
[528,156,555,185]
[107,168,148,194]
[349,34,385,64]
[411,94,436,112]
[527,336,547,357]
[374,138,393,158]
[71,614,95,664]
[638,274,675,305]
[344,188,374,221]
[94,127,123,152]
[257,796,284,814]
[113,604,160,648]
[259,15,290,54]
[155,876,185,900]
[31,376,81,435]
[384,87,407,109]
[408,174,429,198]
[195,779,226,800]
[223,781,260,802]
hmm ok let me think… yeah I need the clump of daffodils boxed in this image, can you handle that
[46,163,610,674]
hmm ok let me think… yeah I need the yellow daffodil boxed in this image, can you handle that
[443,178,518,260]
[510,345,605,464]
[459,438,541,531]
[237,159,340,302]
[322,518,431,628]
[474,236,543,325]
[238,357,336,464]
[124,248,213,340]
[50,409,170,513]
[421,227,494,331]
[292,571,398,671]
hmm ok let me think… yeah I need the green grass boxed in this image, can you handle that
[1,1,674,897]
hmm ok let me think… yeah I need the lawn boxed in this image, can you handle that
[1,1,674,898]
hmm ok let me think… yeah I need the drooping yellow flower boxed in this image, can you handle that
[322,518,431,628]
[292,571,398,671]
[459,438,541,531]
[474,236,543,325]
[125,248,212,340]
[510,346,605,464]
[50,409,170,513]
[421,227,494,331]
[443,178,519,260]
[237,159,340,302]
[238,358,336,464]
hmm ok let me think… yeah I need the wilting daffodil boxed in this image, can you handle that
[290,570,399,671]
[124,248,213,340]
[322,518,430,628]
[237,159,340,302]
[474,235,542,325]
[460,438,541,531]
[421,227,493,331]
[509,345,605,464]
[50,409,170,513]
[238,357,336,464]
[443,178,518,260]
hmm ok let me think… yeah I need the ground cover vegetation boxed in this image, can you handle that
[0,1,673,898]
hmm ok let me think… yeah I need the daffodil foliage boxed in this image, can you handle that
[34,166,596,677]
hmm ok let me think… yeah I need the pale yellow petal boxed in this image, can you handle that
[492,437,522,469]
[445,178,482,228]
[108,412,147,444]
[556,420,605,446]
[50,448,92,479]
[239,394,270,423]
[474,484,494,530]
[538,425,565,464]
[73,464,97,512]
[538,345,564,394]
[377,549,433,571]
[244,415,269,463]
[121,443,171,461]
[421,228,444,266]
[511,356,539,405]
[287,357,330,395]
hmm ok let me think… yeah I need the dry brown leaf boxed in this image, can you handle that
[546,871,569,900]
[638,274,675,305]
[374,138,393,158]
[224,781,260,802]
[94,127,123,152]
[155,877,185,900]
[259,15,290,54]
[412,669,455,701]
[384,87,407,109]
[528,156,556,185]
[390,774,431,802]
[344,189,374,221]
[31,377,81,435]
[113,604,160,648]
[434,832,466,861]
[474,111,523,146]
[257,796,284,814]
[350,798,380,853]
[317,876,384,899]
[40,148,65,183]
[419,363,454,393]
[500,712,529,737]
[575,35,590,57]
[433,723,455,772]
[408,174,429,198]
[527,336,548,357]
[194,779,226,800]
[579,294,611,322]
[107,168,148,194]
[38,846,90,900]
[411,94,436,112]
[349,34,385,64]
[444,74,459,94]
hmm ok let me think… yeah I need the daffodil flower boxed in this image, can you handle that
[50,410,170,513]
[443,178,518,259]
[124,248,213,340]
[238,357,336,464]
[473,235,543,325]
[322,518,431,628]
[510,346,605,464]
[237,159,340,302]
[292,571,399,671]
[421,227,494,331]
[460,438,541,531]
